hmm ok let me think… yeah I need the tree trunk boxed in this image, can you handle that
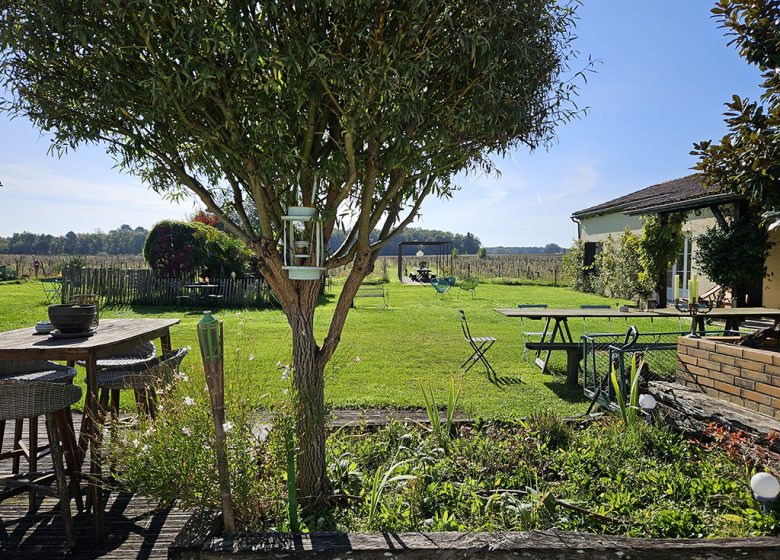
[287,284,327,504]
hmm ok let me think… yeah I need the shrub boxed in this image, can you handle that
[638,213,685,293]
[594,228,651,300]
[143,220,253,278]
[695,213,771,293]
[106,380,288,529]
[562,239,593,292]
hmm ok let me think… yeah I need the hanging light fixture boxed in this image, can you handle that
[416,249,425,257]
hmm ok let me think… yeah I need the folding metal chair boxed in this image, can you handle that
[459,310,497,379]
[518,304,549,361]
[40,278,62,304]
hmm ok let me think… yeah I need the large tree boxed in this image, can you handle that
[0,1,584,502]
[692,0,780,210]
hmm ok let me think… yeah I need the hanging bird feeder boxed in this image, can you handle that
[282,187,325,281]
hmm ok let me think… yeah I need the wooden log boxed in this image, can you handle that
[648,381,780,468]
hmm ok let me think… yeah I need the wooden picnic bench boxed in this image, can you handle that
[525,341,582,385]
[352,284,387,307]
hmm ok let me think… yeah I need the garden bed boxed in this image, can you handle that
[109,394,780,543]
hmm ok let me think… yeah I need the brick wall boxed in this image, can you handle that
[677,336,780,420]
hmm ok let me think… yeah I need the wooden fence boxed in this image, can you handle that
[61,267,275,308]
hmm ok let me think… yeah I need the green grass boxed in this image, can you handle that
[0,277,686,418]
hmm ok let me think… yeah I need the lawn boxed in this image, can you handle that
[0,277,686,418]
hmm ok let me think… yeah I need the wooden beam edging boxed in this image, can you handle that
[176,530,780,559]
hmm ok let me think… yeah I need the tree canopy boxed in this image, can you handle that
[692,0,780,210]
[0,0,585,502]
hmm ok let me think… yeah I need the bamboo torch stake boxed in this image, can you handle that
[197,311,236,535]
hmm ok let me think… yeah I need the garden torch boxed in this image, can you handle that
[197,311,236,535]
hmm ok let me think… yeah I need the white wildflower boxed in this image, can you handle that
[183,396,196,406]
[248,354,255,361]
[181,427,192,436]
[223,421,234,433]
[174,371,189,382]
[132,438,140,449]
[281,365,291,381]
[144,426,156,436]
[353,356,361,363]
[282,388,289,395]
[141,444,149,453]
[275,361,283,367]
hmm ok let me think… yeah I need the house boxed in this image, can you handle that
[571,174,780,307]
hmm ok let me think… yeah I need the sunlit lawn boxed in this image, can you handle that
[0,276,686,418]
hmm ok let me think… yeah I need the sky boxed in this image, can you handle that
[0,1,766,247]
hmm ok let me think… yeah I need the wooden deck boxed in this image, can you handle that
[1,414,190,559]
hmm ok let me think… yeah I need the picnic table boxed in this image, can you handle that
[183,283,220,304]
[496,306,780,384]
[0,318,180,536]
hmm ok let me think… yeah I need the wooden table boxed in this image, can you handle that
[496,306,780,381]
[496,308,658,377]
[0,318,180,537]
[653,306,780,333]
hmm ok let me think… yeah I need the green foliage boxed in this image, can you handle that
[61,256,86,273]
[692,1,780,211]
[695,214,771,291]
[594,228,651,300]
[477,247,488,259]
[562,239,593,293]
[639,213,685,292]
[143,220,253,278]
[419,377,463,454]
[107,386,287,529]
[610,354,643,426]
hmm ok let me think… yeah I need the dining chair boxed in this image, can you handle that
[0,379,83,548]
[517,304,549,361]
[458,310,497,380]
[0,360,82,513]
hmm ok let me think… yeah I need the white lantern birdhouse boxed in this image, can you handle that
[282,205,325,281]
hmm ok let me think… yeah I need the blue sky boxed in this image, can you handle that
[0,1,765,247]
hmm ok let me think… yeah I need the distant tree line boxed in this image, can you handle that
[328,227,482,256]
[0,224,148,255]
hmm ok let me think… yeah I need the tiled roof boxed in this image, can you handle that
[572,174,738,219]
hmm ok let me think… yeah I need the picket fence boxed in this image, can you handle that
[61,267,275,308]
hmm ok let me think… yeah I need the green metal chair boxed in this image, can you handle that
[40,277,62,304]
[459,310,497,379]
[431,277,455,298]
[518,304,549,361]
[458,277,479,299]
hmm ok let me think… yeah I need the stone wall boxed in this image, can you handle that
[676,336,780,420]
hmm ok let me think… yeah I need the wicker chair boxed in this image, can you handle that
[77,340,156,369]
[95,347,190,420]
[0,360,81,512]
[0,380,82,548]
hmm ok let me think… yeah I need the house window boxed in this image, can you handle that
[666,234,692,300]
[583,242,600,269]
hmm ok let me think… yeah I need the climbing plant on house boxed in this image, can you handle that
[594,228,650,300]
[638,213,686,305]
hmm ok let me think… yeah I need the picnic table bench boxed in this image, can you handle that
[352,284,387,307]
[525,341,582,385]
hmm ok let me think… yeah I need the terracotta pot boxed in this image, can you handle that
[48,304,97,333]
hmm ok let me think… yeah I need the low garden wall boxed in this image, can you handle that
[676,336,780,420]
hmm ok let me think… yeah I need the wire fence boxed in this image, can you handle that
[582,329,737,410]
